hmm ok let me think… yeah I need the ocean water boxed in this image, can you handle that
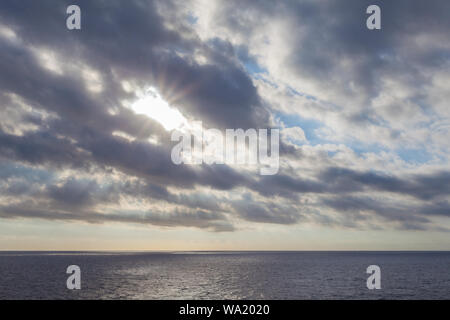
[0,251,449,300]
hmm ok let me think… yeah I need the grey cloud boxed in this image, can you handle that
[231,193,301,225]
[46,178,118,209]
[0,130,91,169]
[0,0,269,130]
[0,202,234,232]
[320,167,450,200]
[322,195,450,231]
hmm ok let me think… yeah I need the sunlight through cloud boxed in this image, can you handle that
[131,87,187,131]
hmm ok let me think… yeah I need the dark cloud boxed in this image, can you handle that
[0,130,90,169]
[320,167,450,200]
[0,202,234,232]
[322,195,450,231]
[231,193,301,224]
[46,178,118,208]
[0,0,269,130]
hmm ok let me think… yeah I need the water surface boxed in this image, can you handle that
[0,251,449,299]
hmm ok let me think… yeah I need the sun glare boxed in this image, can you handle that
[131,88,187,131]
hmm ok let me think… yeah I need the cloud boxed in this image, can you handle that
[195,0,450,151]
[0,0,449,234]
[320,167,450,200]
[0,202,234,232]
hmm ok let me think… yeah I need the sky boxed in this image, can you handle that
[1,0,450,250]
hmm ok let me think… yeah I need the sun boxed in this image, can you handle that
[130,87,187,131]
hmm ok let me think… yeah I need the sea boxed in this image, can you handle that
[0,251,449,300]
